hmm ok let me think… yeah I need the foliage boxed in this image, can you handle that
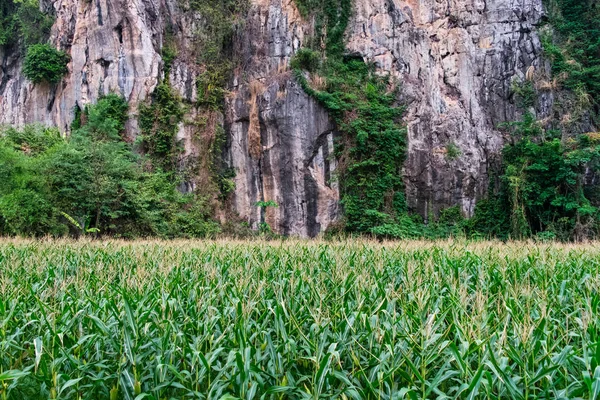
[196,69,229,110]
[461,0,600,242]
[0,96,219,238]
[0,1,18,46]
[293,0,352,56]
[139,82,185,169]
[182,0,248,205]
[2,240,600,398]
[209,125,236,200]
[23,43,69,84]
[185,0,248,109]
[161,29,178,74]
[1,124,62,154]
[474,111,600,241]
[0,0,54,47]
[292,0,407,235]
[445,142,461,160]
[0,131,63,236]
[367,208,467,240]
[512,80,537,109]
[296,60,405,234]
[290,0,600,241]
[70,94,130,141]
[255,200,278,208]
[289,48,320,72]
[504,113,600,239]
[185,0,247,64]
[462,198,510,240]
[542,0,600,118]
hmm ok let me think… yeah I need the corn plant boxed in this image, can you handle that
[0,239,599,399]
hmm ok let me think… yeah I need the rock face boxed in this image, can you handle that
[0,0,546,236]
[0,0,163,132]
[225,0,340,237]
[346,0,545,218]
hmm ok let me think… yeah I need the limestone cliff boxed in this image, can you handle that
[346,0,546,218]
[0,0,547,236]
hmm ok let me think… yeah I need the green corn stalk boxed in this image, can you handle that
[0,239,598,398]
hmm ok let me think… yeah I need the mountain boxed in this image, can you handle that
[0,0,597,238]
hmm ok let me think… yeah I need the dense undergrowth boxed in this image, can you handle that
[0,96,220,238]
[474,0,600,241]
[1,240,600,399]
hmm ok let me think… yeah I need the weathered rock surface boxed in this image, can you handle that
[226,0,340,236]
[0,0,163,132]
[345,0,545,218]
[0,0,546,235]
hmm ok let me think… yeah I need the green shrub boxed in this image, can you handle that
[290,48,321,72]
[73,94,129,141]
[23,43,69,84]
[371,219,420,239]
[196,68,231,109]
[0,139,63,236]
[175,199,221,238]
[438,206,463,226]
[0,96,219,238]
[0,188,62,236]
[462,198,510,240]
[139,82,185,168]
[1,124,61,154]
[511,79,536,109]
[0,0,54,47]
[445,142,461,160]
[255,200,278,208]
[535,230,557,242]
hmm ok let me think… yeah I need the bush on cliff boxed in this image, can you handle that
[23,44,69,84]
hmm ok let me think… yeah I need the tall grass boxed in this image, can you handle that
[1,239,599,399]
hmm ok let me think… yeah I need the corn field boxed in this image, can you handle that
[1,239,600,399]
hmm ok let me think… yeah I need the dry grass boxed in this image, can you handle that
[309,74,327,91]
[247,80,265,159]
[536,78,560,91]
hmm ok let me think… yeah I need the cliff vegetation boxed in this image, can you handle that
[1,0,600,240]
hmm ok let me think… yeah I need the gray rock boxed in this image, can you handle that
[0,0,548,236]
[345,0,545,218]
